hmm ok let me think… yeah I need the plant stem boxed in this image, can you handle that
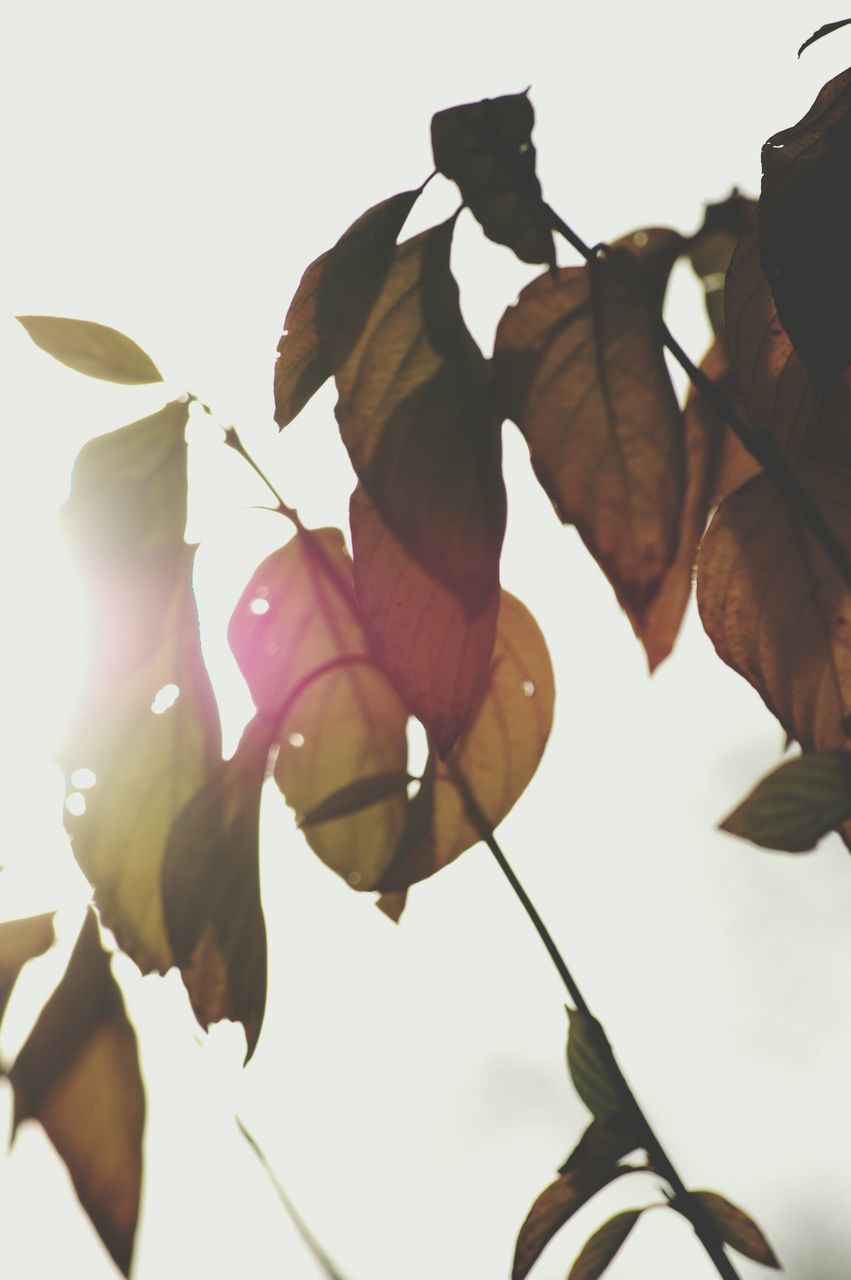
[452,769,744,1280]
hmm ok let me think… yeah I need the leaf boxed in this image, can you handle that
[378,590,554,891]
[512,1168,629,1280]
[568,1208,645,1280]
[299,771,410,827]
[693,1191,779,1268]
[431,91,555,266]
[494,232,684,626]
[687,192,757,343]
[559,1117,647,1176]
[350,485,499,756]
[10,909,145,1275]
[162,715,272,1061]
[375,890,407,922]
[567,1009,635,1124]
[334,217,506,613]
[697,465,851,756]
[760,67,851,387]
[720,750,851,852]
[17,315,162,383]
[0,913,55,1030]
[688,342,762,503]
[274,189,421,427]
[798,19,851,58]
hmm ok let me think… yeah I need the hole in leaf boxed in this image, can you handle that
[406,719,428,778]
[522,680,536,697]
[288,731,305,749]
[249,597,270,615]
[65,792,87,816]
[406,778,421,800]
[70,767,97,790]
[151,684,180,714]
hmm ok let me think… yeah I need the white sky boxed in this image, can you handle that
[3,2,851,1278]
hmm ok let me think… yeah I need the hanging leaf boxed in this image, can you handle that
[162,715,272,1061]
[274,189,422,426]
[720,750,851,852]
[687,192,757,343]
[334,217,506,613]
[760,67,851,387]
[798,19,851,59]
[512,1167,631,1280]
[566,1008,637,1124]
[693,1191,779,1268]
[17,315,162,383]
[568,1208,646,1280]
[494,231,684,627]
[375,890,408,922]
[0,913,55,1031]
[350,485,499,756]
[697,465,851,756]
[431,91,556,266]
[10,910,145,1276]
[378,590,554,890]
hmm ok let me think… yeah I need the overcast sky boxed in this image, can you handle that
[3,3,851,1278]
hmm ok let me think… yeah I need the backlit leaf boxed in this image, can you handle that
[431,91,555,266]
[334,218,506,613]
[697,465,851,755]
[274,189,421,426]
[17,315,162,383]
[162,715,272,1060]
[494,232,684,627]
[378,590,554,890]
[568,1208,644,1280]
[298,770,410,827]
[0,913,55,1030]
[567,1008,636,1124]
[10,910,145,1275]
[721,750,851,852]
[693,1191,779,1268]
[512,1167,629,1280]
[350,485,499,756]
[760,67,851,386]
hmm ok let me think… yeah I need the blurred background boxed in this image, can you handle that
[2,2,851,1276]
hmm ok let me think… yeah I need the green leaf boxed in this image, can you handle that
[494,232,684,630]
[162,715,272,1061]
[299,771,411,827]
[566,1009,635,1124]
[431,91,555,266]
[760,67,851,387]
[334,217,506,614]
[512,1168,630,1280]
[721,751,851,852]
[693,1191,779,1268]
[10,910,145,1276]
[568,1208,645,1280]
[17,315,162,383]
[0,913,55,1031]
[274,189,421,427]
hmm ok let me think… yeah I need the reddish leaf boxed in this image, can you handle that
[694,1191,779,1268]
[568,1208,645,1280]
[512,1168,630,1280]
[559,1116,647,1176]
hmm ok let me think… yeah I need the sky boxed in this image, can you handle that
[3,2,851,1278]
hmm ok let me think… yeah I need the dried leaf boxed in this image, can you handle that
[568,1208,645,1280]
[10,910,145,1275]
[494,233,684,626]
[721,750,851,852]
[798,19,851,58]
[0,913,55,1030]
[274,190,421,426]
[693,1191,779,1268]
[17,315,162,383]
[512,1168,629,1280]
[760,67,851,386]
[162,715,272,1060]
[431,91,555,266]
[566,1009,636,1124]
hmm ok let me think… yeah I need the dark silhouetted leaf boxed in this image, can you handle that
[568,1208,645,1280]
[697,465,851,756]
[686,341,761,503]
[512,1168,630,1280]
[688,192,757,343]
[334,218,505,613]
[760,67,851,386]
[693,1191,779,1268]
[274,190,421,426]
[18,315,162,383]
[379,590,554,890]
[494,232,684,627]
[163,715,272,1060]
[798,19,851,58]
[350,485,499,756]
[10,910,145,1275]
[567,1009,635,1124]
[559,1116,647,1176]
[0,913,55,1030]
[299,771,410,827]
[720,750,851,852]
[431,91,555,266]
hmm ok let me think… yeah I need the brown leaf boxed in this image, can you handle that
[512,1168,629,1280]
[494,234,684,626]
[568,1208,645,1280]
[10,910,145,1275]
[798,19,851,58]
[687,192,757,344]
[0,913,55,1030]
[559,1116,647,1176]
[694,1190,779,1268]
